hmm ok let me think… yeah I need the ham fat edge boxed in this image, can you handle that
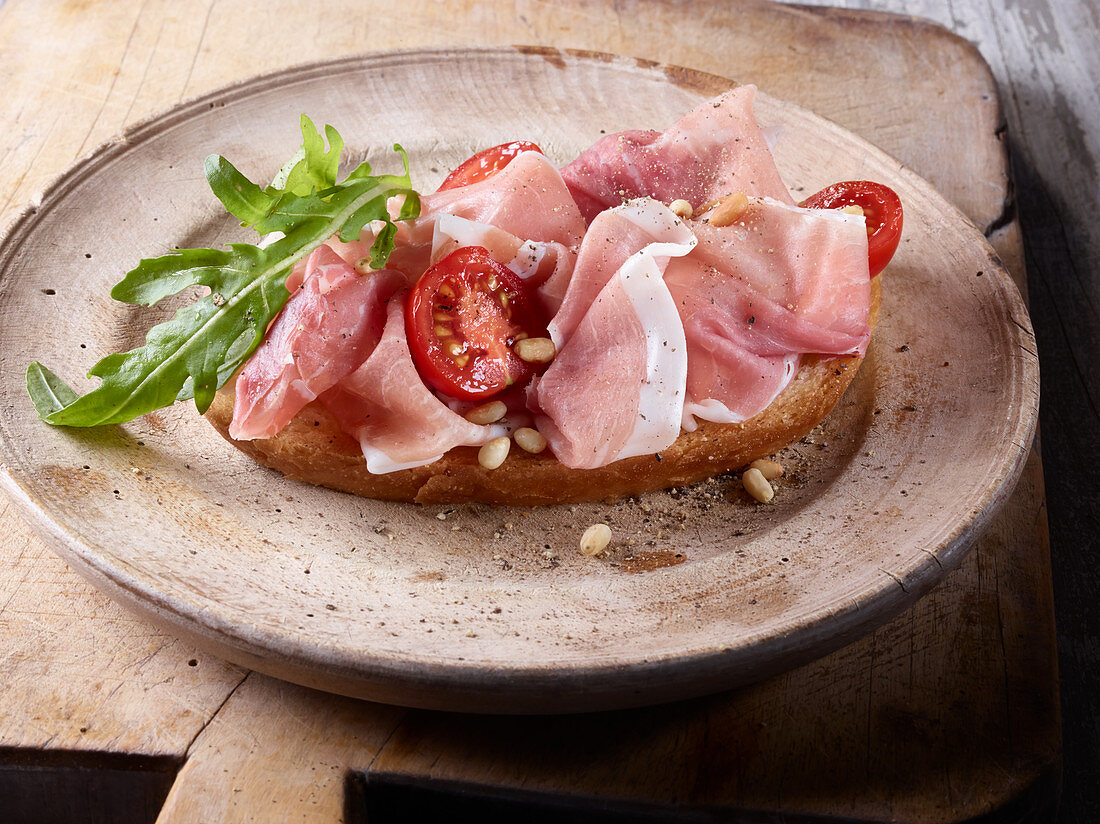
[227,85,873,476]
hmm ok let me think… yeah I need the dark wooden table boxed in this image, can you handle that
[820,2,1098,822]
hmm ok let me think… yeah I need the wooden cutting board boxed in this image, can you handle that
[0,1,1059,822]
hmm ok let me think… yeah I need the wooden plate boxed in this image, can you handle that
[0,48,1038,713]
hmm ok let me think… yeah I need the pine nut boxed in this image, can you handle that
[464,401,507,425]
[478,436,511,470]
[354,256,379,274]
[742,467,774,503]
[579,524,612,556]
[841,204,865,216]
[514,427,548,453]
[708,193,749,227]
[669,199,694,220]
[514,337,556,363]
[749,458,784,480]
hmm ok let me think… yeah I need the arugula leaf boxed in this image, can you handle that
[282,118,344,194]
[205,115,360,228]
[26,362,79,417]
[202,156,274,227]
[29,120,420,427]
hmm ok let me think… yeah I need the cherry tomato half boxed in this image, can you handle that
[437,141,544,191]
[405,246,547,401]
[801,181,903,278]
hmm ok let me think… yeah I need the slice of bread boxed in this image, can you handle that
[205,281,879,505]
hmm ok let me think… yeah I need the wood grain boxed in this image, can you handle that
[787,3,1099,819]
[155,675,404,823]
[0,0,1068,821]
[0,495,247,754]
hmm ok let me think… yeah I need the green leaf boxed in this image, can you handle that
[395,189,421,221]
[266,116,347,200]
[204,155,277,226]
[368,220,398,270]
[282,117,344,194]
[32,126,421,428]
[267,146,305,193]
[27,362,79,419]
[43,243,289,425]
[110,247,250,307]
[206,117,359,229]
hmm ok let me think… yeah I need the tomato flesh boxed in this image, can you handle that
[801,181,903,277]
[405,246,546,401]
[437,141,544,191]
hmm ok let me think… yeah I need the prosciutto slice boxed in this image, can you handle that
[411,150,586,248]
[547,199,694,348]
[229,245,402,440]
[666,197,871,427]
[320,299,501,473]
[561,86,794,223]
[531,199,696,469]
[312,151,586,291]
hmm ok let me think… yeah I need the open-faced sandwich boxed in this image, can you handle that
[29,85,902,506]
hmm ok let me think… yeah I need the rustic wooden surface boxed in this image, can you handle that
[0,0,1083,821]
[787,11,1099,822]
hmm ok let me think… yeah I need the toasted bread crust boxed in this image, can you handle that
[206,282,879,505]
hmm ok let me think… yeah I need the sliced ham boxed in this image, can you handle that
[531,199,696,469]
[320,298,501,473]
[666,197,871,428]
[233,103,876,477]
[561,86,793,223]
[314,151,586,299]
[229,246,402,440]
[314,225,429,286]
[547,199,696,348]
[412,150,586,248]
